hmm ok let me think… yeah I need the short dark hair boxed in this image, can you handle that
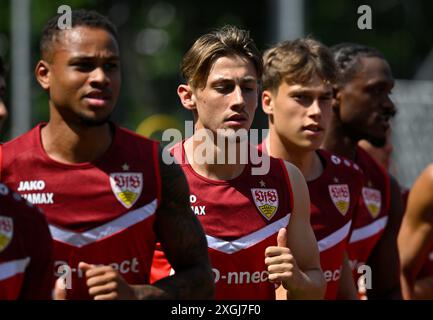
[0,56,5,78]
[181,25,263,90]
[331,43,385,84]
[263,37,337,93]
[40,9,118,60]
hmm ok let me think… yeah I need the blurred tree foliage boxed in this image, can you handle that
[308,0,433,79]
[0,0,432,141]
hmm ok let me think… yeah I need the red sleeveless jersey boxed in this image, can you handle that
[307,150,363,299]
[348,146,391,283]
[259,143,364,299]
[1,123,161,299]
[0,182,53,299]
[151,141,294,299]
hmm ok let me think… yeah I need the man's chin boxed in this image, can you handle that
[217,127,250,143]
[78,114,111,127]
[365,135,386,148]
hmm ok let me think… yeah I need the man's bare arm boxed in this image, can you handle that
[367,175,404,299]
[135,150,214,299]
[337,252,359,299]
[398,164,433,300]
[268,161,325,300]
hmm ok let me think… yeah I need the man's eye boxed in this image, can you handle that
[215,84,234,94]
[104,63,119,71]
[74,62,94,71]
[293,95,307,101]
[370,85,385,95]
[319,95,332,101]
[242,86,255,92]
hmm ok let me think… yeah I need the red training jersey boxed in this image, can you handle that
[1,123,161,300]
[0,182,53,299]
[152,141,294,299]
[259,142,364,299]
[348,146,391,288]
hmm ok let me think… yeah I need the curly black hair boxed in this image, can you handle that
[40,9,118,60]
[331,43,385,84]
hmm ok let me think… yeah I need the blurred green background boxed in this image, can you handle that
[1,0,432,142]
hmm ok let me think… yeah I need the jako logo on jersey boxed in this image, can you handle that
[328,184,350,216]
[212,268,269,284]
[251,188,279,220]
[0,216,13,253]
[362,187,381,219]
[110,173,143,209]
[190,194,206,216]
[17,180,54,205]
[18,180,46,191]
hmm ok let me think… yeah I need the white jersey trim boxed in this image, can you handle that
[49,199,158,248]
[206,214,290,254]
[349,216,388,244]
[318,220,352,253]
[0,257,31,281]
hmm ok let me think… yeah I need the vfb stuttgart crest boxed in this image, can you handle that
[328,184,350,216]
[362,187,382,219]
[110,173,143,209]
[251,188,279,220]
[0,216,13,253]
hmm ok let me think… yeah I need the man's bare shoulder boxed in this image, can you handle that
[421,164,433,185]
[406,163,433,223]
[412,164,433,199]
[281,160,303,183]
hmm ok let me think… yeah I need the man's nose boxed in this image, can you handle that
[383,95,396,116]
[231,86,246,107]
[90,67,110,86]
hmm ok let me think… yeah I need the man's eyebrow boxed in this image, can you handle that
[367,75,394,84]
[366,79,394,89]
[241,77,258,84]
[211,76,257,84]
[289,88,333,95]
[69,55,120,62]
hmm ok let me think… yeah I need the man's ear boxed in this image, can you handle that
[332,87,341,113]
[35,60,50,90]
[261,90,274,115]
[177,84,196,111]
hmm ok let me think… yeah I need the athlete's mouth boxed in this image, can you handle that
[302,124,324,132]
[83,91,112,107]
[83,90,112,101]
[225,114,248,122]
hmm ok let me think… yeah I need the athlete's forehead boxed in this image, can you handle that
[281,73,333,95]
[49,26,119,61]
[206,55,258,83]
[353,56,393,83]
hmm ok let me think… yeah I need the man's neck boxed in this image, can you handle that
[184,135,246,181]
[322,116,358,160]
[266,132,322,181]
[41,116,113,164]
